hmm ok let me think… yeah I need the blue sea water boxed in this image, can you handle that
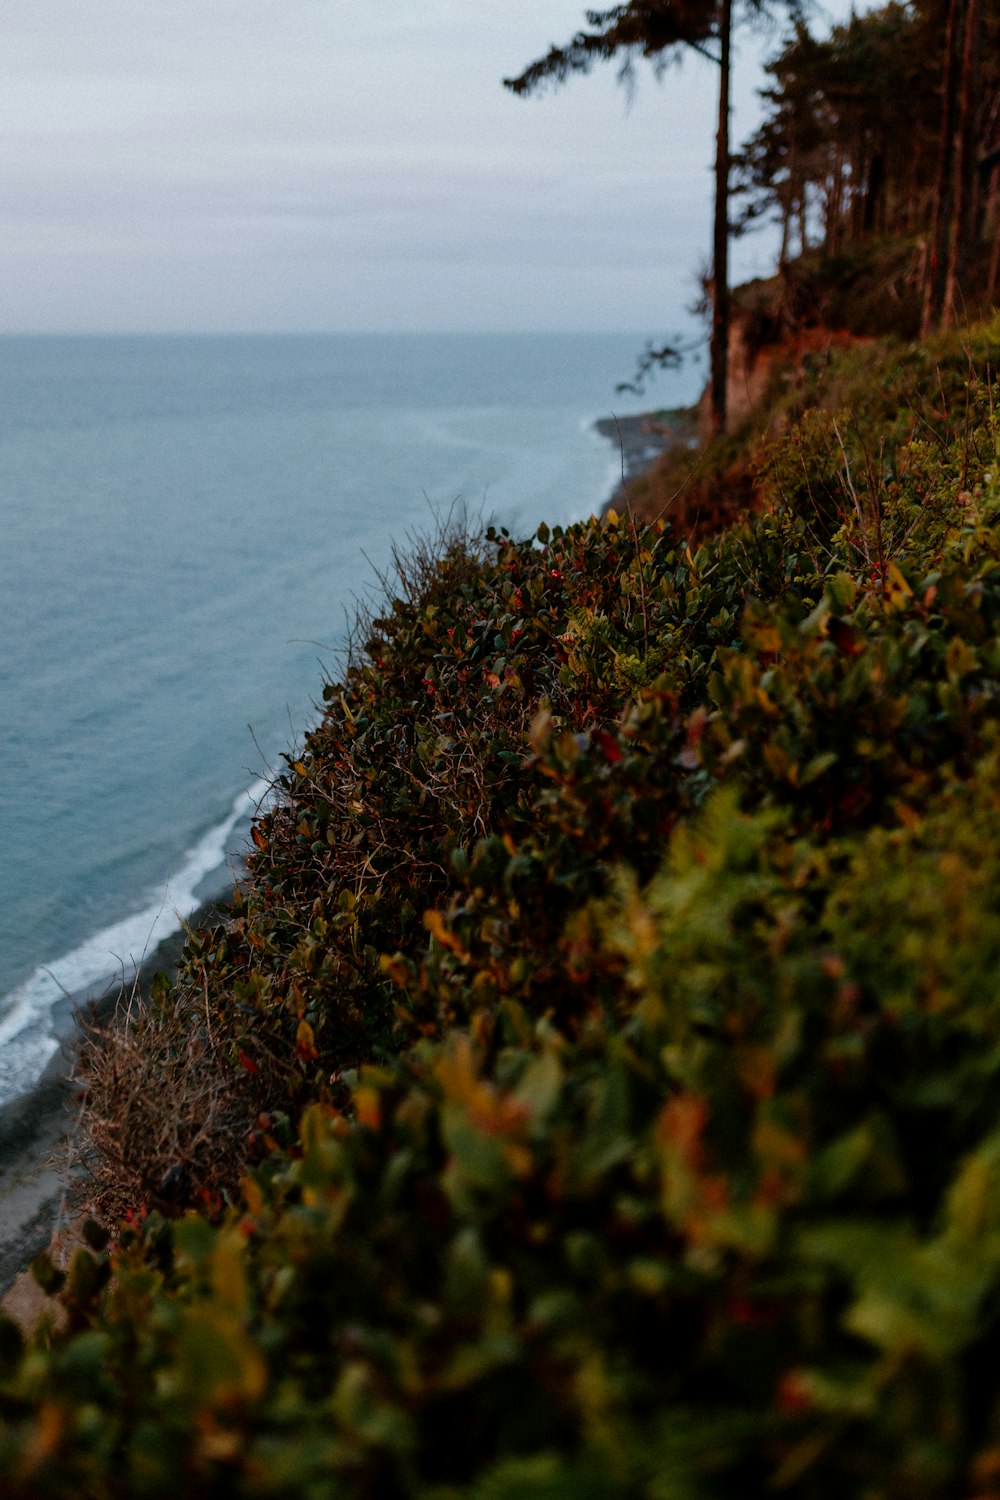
[0,332,699,1105]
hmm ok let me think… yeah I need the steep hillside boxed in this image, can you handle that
[624,280,1000,533]
[5,312,1000,1497]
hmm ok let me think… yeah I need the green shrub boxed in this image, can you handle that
[9,319,1000,1497]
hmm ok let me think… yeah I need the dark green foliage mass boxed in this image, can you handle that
[733,0,1000,327]
[8,327,1000,1496]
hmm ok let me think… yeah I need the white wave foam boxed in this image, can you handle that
[0,777,274,1107]
[569,413,625,524]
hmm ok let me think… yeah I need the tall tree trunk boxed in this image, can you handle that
[778,193,791,268]
[987,162,1000,303]
[942,0,983,324]
[989,209,1000,305]
[826,156,844,253]
[982,96,1000,302]
[922,0,965,334]
[851,140,868,242]
[778,132,795,269]
[709,0,732,438]
[863,148,885,238]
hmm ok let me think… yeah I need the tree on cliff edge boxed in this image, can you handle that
[505,0,765,437]
[920,0,985,332]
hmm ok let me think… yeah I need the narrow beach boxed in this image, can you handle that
[595,408,697,515]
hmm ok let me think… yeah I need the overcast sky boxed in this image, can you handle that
[0,0,850,334]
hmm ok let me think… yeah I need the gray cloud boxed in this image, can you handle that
[0,0,854,331]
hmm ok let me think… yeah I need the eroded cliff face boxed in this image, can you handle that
[697,313,870,435]
[621,311,873,532]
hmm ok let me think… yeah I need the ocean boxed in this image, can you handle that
[0,332,698,1106]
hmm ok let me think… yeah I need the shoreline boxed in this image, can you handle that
[594,408,697,517]
[0,887,235,1295]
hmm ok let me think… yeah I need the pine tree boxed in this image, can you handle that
[505,1,753,438]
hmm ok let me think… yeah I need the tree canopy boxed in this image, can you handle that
[503,1,722,95]
[733,0,1000,329]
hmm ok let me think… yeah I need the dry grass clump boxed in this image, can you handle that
[72,974,259,1226]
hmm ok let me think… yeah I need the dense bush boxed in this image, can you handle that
[625,303,1000,536]
[6,339,1000,1497]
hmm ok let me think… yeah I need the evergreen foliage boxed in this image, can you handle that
[733,0,1000,325]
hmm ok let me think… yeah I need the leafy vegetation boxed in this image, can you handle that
[620,306,1000,529]
[4,307,1000,1495]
